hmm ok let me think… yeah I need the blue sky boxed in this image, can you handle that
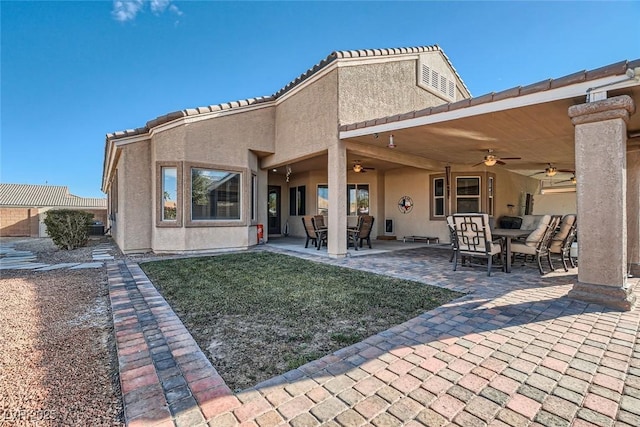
[1,1,639,198]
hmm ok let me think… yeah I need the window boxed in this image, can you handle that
[456,176,481,213]
[432,177,445,218]
[161,167,178,221]
[191,168,241,220]
[289,185,306,216]
[156,162,182,227]
[347,184,369,215]
[317,185,328,215]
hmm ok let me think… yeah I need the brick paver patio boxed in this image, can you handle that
[108,244,640,427]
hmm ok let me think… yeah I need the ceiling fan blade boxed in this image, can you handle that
[472,161,485,167]
[363,167,376,170]
[498,157,522,160]
[529,171,545,177]
[496,160,506,165]
[557,169,575,173]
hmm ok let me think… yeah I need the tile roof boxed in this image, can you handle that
[339,58,640,132]
[0,184,107,208]
[107,45,463,141]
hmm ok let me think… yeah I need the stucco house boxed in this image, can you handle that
[0,183,107,237]
[102,45,639,310]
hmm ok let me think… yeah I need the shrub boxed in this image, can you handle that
[44,209,94,250]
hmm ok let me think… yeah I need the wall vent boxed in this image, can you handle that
[417,56,456,102]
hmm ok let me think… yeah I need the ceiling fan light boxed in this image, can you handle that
[571,176,577,184]
[546,167,557,177]
[484,157,497,166]
[353,164,363,173]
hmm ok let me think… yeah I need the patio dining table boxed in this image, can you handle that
[492,229,530,273]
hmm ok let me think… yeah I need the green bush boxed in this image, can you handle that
[44,209,94,250]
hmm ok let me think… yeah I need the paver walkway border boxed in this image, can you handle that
[108,247,640,427]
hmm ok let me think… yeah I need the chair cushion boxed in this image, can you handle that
[525,215,551,244]
[511,241,537,255]
[521,215,547,231]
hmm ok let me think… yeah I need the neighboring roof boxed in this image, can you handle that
[0,184,107,208]
[339,58,640,132]
[107,45,466,141]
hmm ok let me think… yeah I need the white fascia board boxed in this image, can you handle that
[340,75,640,139]
[113,133,150,147]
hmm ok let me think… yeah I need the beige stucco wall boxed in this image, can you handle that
[532,193,576,216]
[266,70,339,168]
[384,168,446,241]
[338,55,467,126]
[118,140,152,253]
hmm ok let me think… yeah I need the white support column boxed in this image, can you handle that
[567,95,637,311]
[327,141,347,258]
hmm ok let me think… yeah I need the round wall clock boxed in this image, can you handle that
[398,196,413,214]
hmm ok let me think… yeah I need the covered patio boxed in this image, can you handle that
[269,60,640,310]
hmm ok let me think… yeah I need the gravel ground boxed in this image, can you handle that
[3,237,124,265]
[0,239,123,426]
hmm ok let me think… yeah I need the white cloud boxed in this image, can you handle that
[112,0,183,22]
[111,0,144,22]
[150,0,170,14]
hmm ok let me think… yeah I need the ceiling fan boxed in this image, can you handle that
[529,163,575,178]
[351,161,375,173]
[473,149,521,167]
[557,176,577,185]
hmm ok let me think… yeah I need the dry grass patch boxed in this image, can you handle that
[141,251,462,391]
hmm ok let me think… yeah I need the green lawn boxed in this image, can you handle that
[141,251,462,391]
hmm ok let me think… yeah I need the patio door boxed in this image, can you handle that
[268,186,281,235]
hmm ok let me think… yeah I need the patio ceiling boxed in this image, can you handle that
[342,84,640,176]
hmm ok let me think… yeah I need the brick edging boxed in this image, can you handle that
[108,261,240,427]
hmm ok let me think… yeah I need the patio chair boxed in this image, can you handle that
[313,215,326,229]
[311,216,328,250]
[547,214,577,271]
[446,215,458,262]
[452,213,503,276]
[511,216,560,275]
[348,215,374,250]
[301,216,319,248]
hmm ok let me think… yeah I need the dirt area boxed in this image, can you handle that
[3,236,124,264]
[0,238,123,426]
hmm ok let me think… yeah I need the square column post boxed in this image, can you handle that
[567,95,637,310]
[328,141,347,258]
